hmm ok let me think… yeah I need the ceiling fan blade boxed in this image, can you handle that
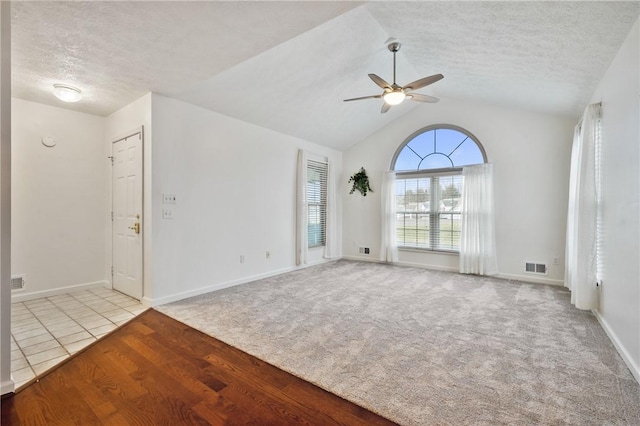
[407,93,440,103]
[402,73,444,91]
[381,102,391,114]
[369,74,392,90]
[343,94,383,102]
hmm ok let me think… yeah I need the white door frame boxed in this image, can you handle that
[110,126,144,300]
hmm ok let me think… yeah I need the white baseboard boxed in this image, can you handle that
[145,257,563,307]
[496,272,564,286]
[146,259,336,307]
[141,296,154,307]
[1,379,15,395]
[594,310,640,384]
[343,256,563,285]
[342,255,384,264]
[11,280,109,303]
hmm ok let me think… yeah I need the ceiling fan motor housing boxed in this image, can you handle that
[388,41,401,52]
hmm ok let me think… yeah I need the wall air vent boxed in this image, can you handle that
[11,275,25,291]
[525,262,547,275]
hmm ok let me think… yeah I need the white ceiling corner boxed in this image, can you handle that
[174,5,427,150]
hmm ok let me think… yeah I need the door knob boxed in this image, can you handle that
[128,222,140,234]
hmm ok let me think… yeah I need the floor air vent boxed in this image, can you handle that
[525,262,547,275]
[11,275,25,291]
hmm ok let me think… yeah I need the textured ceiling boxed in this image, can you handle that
[11,1,640,150]
[366,1,640,119]
[11,1,360,116]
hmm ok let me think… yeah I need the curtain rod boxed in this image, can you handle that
[576,102,602,128]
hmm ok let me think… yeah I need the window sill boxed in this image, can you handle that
[398,247,459,256]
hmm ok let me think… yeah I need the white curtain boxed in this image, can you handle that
[324,159,340,259]
[459,163,498,275]
[295,150,308,265]
[380,171,398,262]
[564,103,600,310]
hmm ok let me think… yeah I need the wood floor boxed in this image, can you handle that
[1,309,396,425]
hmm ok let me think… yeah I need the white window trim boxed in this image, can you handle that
[391,124,487,254]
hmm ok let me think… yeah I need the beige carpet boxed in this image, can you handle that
[156,260,640,425]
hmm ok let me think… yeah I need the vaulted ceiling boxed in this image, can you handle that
[11,1,640,150]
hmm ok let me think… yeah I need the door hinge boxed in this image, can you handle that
[111,211,114,221]
[111,266,113,276]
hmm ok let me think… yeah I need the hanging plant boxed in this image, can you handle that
[348,167,373,196]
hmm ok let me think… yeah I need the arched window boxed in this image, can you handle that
[391,125,487,252]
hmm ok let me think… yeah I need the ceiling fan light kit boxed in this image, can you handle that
[383,90,405,105]
[344,40,443,113]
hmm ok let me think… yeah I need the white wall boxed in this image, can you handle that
[104,93,153,302]
[342,98,575,284]
[150,94,342,304]
[0,0,13,395]
[589,19,639,381]
[11,98,106,300]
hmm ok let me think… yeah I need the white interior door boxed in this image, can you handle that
[112,128,143,300]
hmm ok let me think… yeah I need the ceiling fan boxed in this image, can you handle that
[344,40,444,114]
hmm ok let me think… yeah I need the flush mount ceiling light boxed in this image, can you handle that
[53,84,82,102]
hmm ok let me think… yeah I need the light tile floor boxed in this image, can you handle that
[10,287,147,389]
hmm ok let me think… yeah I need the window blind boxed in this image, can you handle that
[307,160,328,248]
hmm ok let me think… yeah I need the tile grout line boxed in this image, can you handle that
[9,302,37,381]
[17,299,74,376]
[11,289,144,387]
[70,289,137,329]
[49,290,132,343]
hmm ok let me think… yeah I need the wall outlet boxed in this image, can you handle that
[162,193,176,204]
[553,257,559,265]
[266,251,271,259]
[162,208,174,219]
[240,255,245,264]
[359,247,370,255]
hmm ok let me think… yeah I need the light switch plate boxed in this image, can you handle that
[162,209,174,219]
